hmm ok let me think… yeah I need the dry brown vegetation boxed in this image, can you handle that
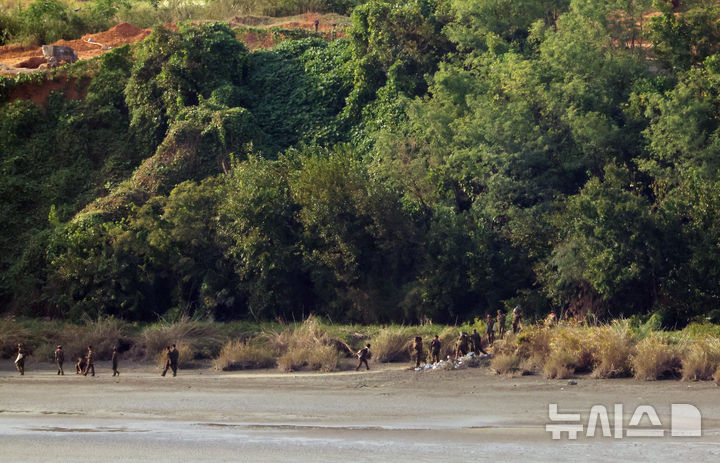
[589,324,634,378]
[489,321,720,383]
[132,315,225,361]
[5,316,720,383]
[630,335,682,380]
[490,353,521,375]
[681,337,720,381]
[214,340,276,370]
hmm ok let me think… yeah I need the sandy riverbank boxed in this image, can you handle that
[1,362,719,462]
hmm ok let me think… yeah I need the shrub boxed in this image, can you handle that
[515,325,552,363]
[681,323,720,339]
[714,366,720,386]
[490,353,520,375]
[371,326,414,362]
[79,316,132,360]
[0,318,31,359]
[214,339,276,370]
[681,338,720,381]
[270,316,343,372]
[543,351,575,379]
[590,322,635,378]
[549,324,595,373]
[277,344,339,372]
[631,335,681,380]
[135,315,224,361]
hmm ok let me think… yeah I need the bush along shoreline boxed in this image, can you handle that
[3,315,720,383]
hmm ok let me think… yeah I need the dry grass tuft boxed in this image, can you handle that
[0,318,30,358]
[543,351,576,379]
[631,335,681,380]
[214,340,276,370]
[548,325,595,373]
[490,353,521,375]
[371,326,414,363]
[80,316,131,360]
[515,326,552,363]
[136,315,224,361]
[681,337,720,381]
[714,366,720,386]
[437,326,461,360]
[278,344,339,372]
[590,322,635,378]
[273,316,341,372]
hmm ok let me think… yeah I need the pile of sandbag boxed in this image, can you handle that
[414,351,492,371]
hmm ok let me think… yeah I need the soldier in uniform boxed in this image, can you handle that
[14,344,27,375]
[413,336,425,368]
[162,344,179,377]
[161,346,172,376]
[470,328,487,355]
[83,345,95,376]
[55,345,65,375]
[486,313,495,345]
[454,333,469,359]
[497,309,506,339]
[76,356,86,374]
[429,335,441,363]
[356,343,371,371]
[111,346,119,376]
[512,306,522,334]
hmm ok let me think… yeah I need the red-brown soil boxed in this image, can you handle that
[1,14,347,107]
[7,76,86,107]
[0,23,151,72]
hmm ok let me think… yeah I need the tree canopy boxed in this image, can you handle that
[2,2,720,326]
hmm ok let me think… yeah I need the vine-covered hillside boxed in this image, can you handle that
[2,0,720,327]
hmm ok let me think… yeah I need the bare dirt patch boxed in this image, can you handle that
[0,22,151,74]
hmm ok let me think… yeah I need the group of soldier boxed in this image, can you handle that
[412,307,523,367]
[12,308,524,375]
[12,343,179,377]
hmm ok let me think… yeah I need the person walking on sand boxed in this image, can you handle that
[162,344,179,377]
[14,344,27,375]
[356,343,371,371]
[55,345,65,375]
[413,336,425,368]
[111,346,120,376]
[470,328,487,355]
[497,309,506,339]
[486,313,495,345]
[429,335,441,363]
[83,345,95,376]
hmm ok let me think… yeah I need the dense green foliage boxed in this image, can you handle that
[2,0,720,327]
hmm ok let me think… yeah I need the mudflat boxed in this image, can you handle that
[1,362,719,462]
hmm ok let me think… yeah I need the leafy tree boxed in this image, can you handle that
[646,0,720,70]
[289,146,417,322]
[125,23,248,156]
[542,165,667,316]
[348,0,453,111]
[219,155,311,319]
